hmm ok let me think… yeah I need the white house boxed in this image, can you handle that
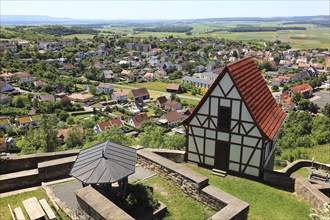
[111,90,129,103]
[97,83,114,93]
[182,57,286,178]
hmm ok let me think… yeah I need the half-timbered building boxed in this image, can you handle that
[182,57,286,178]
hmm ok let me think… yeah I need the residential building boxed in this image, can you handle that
[182,57,286,178]
[271,78,284,87]
[111,90,129,103]
[287,83,314,98]
[57,127,84,144]
[127,113,149,129]
[0,94,12,105]
[0,118,11,130]
[97,83,114,94]
[93,119,123,133]
[166,83,181,93]
[182,76,213,89]
[159,110,184,128]
[68,93,94,102]
[129,88,150,102]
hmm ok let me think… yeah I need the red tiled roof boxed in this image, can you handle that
[131,113,149,128]
[98,119,123,131]
[163,111,183,122]
[166,83,180,91]
[289,83,313,93]
[57,127,83,138]
[280,92,291,103]
[183,57,286,140]
[131,88,150,98]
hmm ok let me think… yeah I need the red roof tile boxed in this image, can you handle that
[289,83,313,93]
[183,57,286,140]
[98,119,123,131]
[131,113,149,128]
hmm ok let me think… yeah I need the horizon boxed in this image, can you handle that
[1,1,330,20]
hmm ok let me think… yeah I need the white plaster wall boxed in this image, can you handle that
[210,97,218,116]
[219,73,233,94]
[188,136,197,153]
[244,166,259,177]
[188,153,200,163]
[218,132,229,142]
[205,139,215,156]
[229,162,240,172]
[249,149,261,167]
[205,157,214,166]
[230,144,241,162]
[242,147,253,164]
[192,127,204,136]
[243,136,259,147]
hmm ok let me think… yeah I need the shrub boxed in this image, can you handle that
[281,147,310,162]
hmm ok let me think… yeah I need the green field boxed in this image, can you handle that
[102,21,330,50]
[63,34,95,39]
[184,163,312,220]
[305,144,330,164]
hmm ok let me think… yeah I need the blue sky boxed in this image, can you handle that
[1,1,329,20]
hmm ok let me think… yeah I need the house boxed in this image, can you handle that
[111,90,129,103]
[0,137,16,152]
[57,127,84,144]
[166,83,181,93]
[93,119,123,133]
[271,78,284,87]
[0,118,11,130]
[156,96,168,108]
[127,113,149,129]
[0,81,15,93]
[33,80,47,88]
[16,115,40,128]
[144,72,156,81]
[0,94,12,104]
[163,100,182,111]
[37,94,55,102]
[68,93,94,102]
[97,83,114,94]
[129,88,150,102]
[278,76,291,83]
[265,71,279,79]
[182,76,213,89]
[159,110,183,128]
[149,48,162,56]
[287,83,313,98]
[182,57,286,178]
[0,73,14,81]
[155,70,167,78]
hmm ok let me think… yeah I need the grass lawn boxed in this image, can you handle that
[121,81,169,92]
[0,189,67,219]
[305,144,330,164]
[72,113,94,120]
[184,163,311,220]
[293,168,311,178]
[143,175,215,220]
[63,34,95,40]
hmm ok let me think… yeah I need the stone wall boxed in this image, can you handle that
[282,160,330,175]
[137,148,249,220]
[75,185,134,220]
[0,150,79,174]
[0,156,76,192]
[294,176,330,213]
[145,148,185,163]
[263,170,295,191]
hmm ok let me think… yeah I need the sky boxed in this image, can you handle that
[1,0,329,20]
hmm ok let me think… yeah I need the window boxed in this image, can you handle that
[218,107,231,132]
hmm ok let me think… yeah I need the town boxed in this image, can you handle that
[0,15,329,220]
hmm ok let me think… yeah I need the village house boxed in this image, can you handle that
[278,75,292,83]
[68,93,94,103]
[0,118,11,130]
[129,88,150,103]
[93,119,123,133]
[271,78,284,87]
[37,94,55,102]
[287,83,314,98]
[182,57,286,178]
[0,73,14,81]
[156,96,167,108]
[97,83,114,94]
[265,71,279,79]
[0,94,13,105]
[15,115,41,128]
[182,76,213,89]
[127,113,149,129]
[163,100,182,111]
[57,127,84,144]
[159,110,184,128]
[166,83,181,93]
[33,80,47,88]
[0,137,16,152]
[0,81,15,93]
[111,90,129,103]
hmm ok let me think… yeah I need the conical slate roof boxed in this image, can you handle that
[70,141,137,184]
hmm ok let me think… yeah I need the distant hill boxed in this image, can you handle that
[1,14,329,26]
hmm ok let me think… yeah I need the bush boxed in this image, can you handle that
[111,184,159,218]
[281,147,310,162]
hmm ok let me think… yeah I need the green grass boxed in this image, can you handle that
[293,168,311,178]
[184,163,311,220]
[143,175,215,220]
[0,188,67,219]
[72,113,94,120]
[63,34,95,39]
[305,144,330,164]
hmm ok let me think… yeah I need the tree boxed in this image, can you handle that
[271,85,279,92]
[12,96,25,108]
[282,85,289,93]
[164,134,185,150]
[291,92,303,103]
[65,127,84,149]
[139,124,165,148]
[321,103,330,116]
[98,125,135,146]
[89,85,97,95]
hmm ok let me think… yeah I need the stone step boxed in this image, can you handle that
[211,169,227,177]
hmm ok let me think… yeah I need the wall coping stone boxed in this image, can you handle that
[75,185,134,220]
[6,150,80,160]
[145,148,185,155]
[137,148,208,187]
[295,176,330,204]
[38,156,77,169]
[0,169,38,181]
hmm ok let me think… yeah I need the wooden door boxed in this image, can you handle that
[214,141,230,171]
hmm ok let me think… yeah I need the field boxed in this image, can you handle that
[102,21,330,50]
[63,34,95,39]
[184,163,312,220]
[305,144,330,164]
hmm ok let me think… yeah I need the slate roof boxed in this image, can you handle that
[70,141,137,184]
[183,57,286,140]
